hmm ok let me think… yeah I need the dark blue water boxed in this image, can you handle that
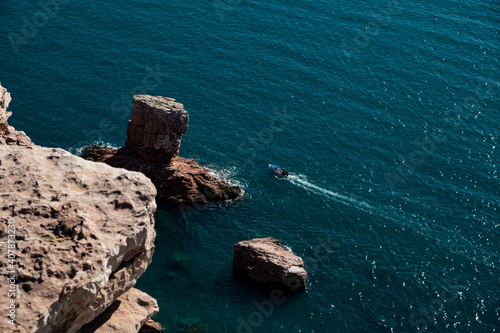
[1,0,499,332]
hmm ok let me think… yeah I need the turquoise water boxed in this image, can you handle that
[1,0,499,331]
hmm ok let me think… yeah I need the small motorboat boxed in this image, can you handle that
[269,164,289,178]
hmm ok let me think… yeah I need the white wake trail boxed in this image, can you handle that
[287,175,500,270]
[287,174,375,212]
[288,174,440,240]
[287,174,411,224]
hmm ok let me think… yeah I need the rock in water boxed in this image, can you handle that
[233,237,307,291]
[126,95,189,164]
[84,146,241,206]
[83,95,242,205]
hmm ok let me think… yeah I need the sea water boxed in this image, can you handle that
[1,0,498,331]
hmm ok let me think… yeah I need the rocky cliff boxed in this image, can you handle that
[83,95,242,205]
[0,84,32,146]
[0,84,160,333]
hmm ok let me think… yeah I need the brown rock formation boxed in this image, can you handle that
[79,288,160,333]
[84,146,241,206]
[0,145,157,333]
[83,95,242,205]
[126,95,188,164]
[0,84,32,146]
[0,83,11,131]
[233,237,308,291]
[0,83,159,333]
[138,319,163,333]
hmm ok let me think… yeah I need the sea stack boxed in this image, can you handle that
[84,95,242,206]
[233,237,308,291]
[125,95,189,164]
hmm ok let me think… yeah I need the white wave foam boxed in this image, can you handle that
[204,164,246,198]
[68,141,121,157]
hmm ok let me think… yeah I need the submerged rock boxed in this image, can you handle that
[233,237,307,291]
[83,95,241,205]
[183,323,208,333]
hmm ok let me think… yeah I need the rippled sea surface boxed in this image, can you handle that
[1,0,499,331]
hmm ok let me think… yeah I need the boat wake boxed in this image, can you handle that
[287,174,500,270]
[287,174,376,213]
[287,174,418,225]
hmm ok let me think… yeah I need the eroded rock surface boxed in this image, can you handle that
[0,84,32,146]
[0,83,161,333]
[79,287,160,333]
[139,319,164,333]
[83,95,241,205]
[126,95,188,164]
[233,237,307,290]
[0,145,157,333]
